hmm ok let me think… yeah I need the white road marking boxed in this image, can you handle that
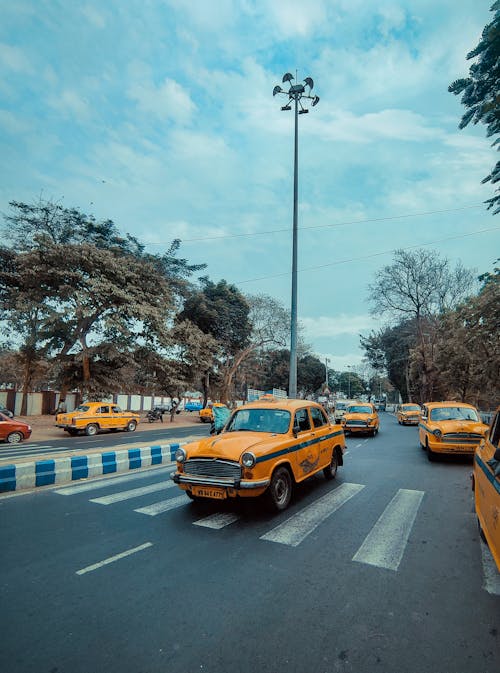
[55,466,173,495]
[134,495,187,516]
[90,481,174,505]
[260,482,365,547]
[480,540,500,595]
[353,488,424,571]
[76,542,153,575]
[355,443,362,448]
[344,450,350,455]
[193,512,240,529]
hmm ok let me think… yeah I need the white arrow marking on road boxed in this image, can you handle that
[353,488,424,571]
[90,480,175,504]
[134,495,188,516]
[76,542,153,575]
[260,482,365,547]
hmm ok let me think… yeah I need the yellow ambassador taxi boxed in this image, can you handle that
[472,407,500,571]
[341,402,379,436]
[170,398,346,511]
[55,402,140,436]
[199,402,227,423]
[396,403,422,426]
[419,401,489,462]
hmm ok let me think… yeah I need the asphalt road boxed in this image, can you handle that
[1,414,499,673]
[0,424,211,461]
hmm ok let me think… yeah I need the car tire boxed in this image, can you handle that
[6,431,23,444]
[477,517,487,544]
[67,429,78,436]
[323,449,339,480]
[85,424,98,437]
[372,428,378,436]
[266,466,293,512]
[126,420,137,432]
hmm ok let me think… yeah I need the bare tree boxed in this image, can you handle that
[367,249,476,401]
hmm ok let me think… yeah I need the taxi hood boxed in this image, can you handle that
[435,419,488,434]
[183,431,285,461]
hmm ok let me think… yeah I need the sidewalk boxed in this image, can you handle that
[0,413,203,494]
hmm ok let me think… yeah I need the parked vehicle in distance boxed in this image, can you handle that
[333,399,359,424]
[373,398,386,411]
[419,401,489,461]
[342,403,379,436]
[184,401,203,412]
[55,402,140,436]
[396,403,421,425]
[472,406,500,571]
[199,402,227,423]
[0,406,14,419]
[171,398,346,512]
[0,412,32,443]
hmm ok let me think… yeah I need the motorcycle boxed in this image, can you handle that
[147,408,163,423]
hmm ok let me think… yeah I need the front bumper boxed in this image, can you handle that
[427,440,479,455]
[400,417,419,425]
[170,472,270,490]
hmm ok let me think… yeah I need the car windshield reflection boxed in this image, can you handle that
[348,406,372,414]
[225,408,291,434]
[430,407,479,422]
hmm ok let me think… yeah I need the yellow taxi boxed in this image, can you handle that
[341,402,379,436]
[55,402,140,436]
[472,407,500,571]
[170,398,346,511]
[396,403,422,425]
[419,401,489,461]
[199,402,227,423]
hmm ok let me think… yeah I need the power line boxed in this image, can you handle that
[235,226,500,285]
[143,203,483,245]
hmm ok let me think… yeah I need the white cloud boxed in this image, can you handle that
[127,77,196,123]
[81,5,106,28]
[301,314,378,338]
[47,90,93,123]
[0,42,32,73]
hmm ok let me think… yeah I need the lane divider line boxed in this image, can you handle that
[90,481,175,505]
[76,542,153,576]
[193,512,240,529]
[55,466,174,495]
[134,495,188,516]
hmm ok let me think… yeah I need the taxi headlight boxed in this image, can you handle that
[175,447,187,463]
[433,429,442,438]
[242,452,256,468]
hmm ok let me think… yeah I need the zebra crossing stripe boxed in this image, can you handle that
[90,481,175,505]
[193,512,240,529]
[353,488,424,571]
[260,482,365,547]
[134,495,188,516]
[54,467,174,495]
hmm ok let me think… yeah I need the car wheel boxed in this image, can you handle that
[85,424,98,437]
[6,431,23,444]
[323,449,339,480]
[372,427,378,436]
[126,420,137,432]
[67,429,78,436]
[266,466,293,512]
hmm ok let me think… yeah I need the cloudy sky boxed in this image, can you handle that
[1,0,498,374]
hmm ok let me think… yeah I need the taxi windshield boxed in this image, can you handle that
[225,408,291,434]
[430,406,479,422]
[336,402,347,410]
[348,405,372,414]
[404,405,420,411]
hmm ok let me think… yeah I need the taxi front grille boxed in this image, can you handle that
[183,459,242,479]
[442,433,483,444]
[346,420,367,426]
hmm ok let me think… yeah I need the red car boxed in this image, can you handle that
[0,412,32,443]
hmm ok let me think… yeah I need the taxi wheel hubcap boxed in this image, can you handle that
[271,469,291,507]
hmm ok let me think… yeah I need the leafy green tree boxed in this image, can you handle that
[449,2,500,214]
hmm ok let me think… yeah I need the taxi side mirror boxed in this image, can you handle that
[421,415,427,421]
[292,423,300,438]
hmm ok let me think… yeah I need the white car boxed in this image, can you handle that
[333,399,359,424]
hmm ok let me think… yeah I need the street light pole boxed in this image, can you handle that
[273,73,319,399]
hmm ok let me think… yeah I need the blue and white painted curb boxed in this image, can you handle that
[0,443,183,493]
